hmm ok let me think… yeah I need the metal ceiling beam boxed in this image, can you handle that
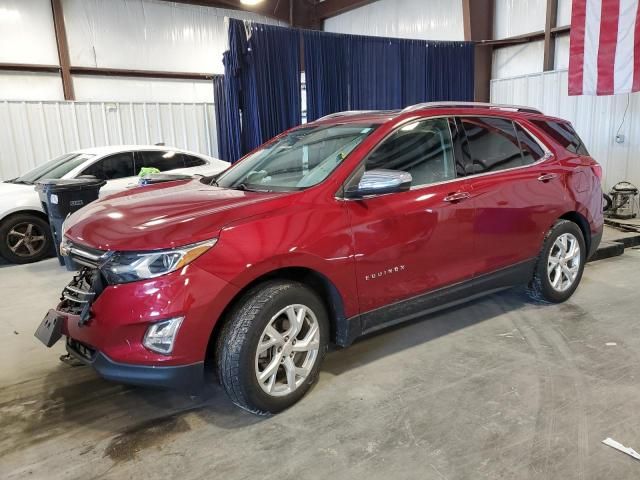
[543,0,558,70]
[315,0,380,20]
[463,0,494,102]
[50,0,75,100]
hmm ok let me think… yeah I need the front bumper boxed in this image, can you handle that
[66,337,203,389]
[54,262,239,388]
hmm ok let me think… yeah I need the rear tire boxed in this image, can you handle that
[526,220,586,303]
[216,281,329,415]
[0,213,53,264]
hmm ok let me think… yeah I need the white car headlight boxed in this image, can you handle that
[101,238,217,284]
[143,317,184,354]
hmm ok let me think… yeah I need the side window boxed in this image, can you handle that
[530,120,589,156]
[459,117,524,174]
[515,124,545,165]
[364,117,456,187]
[182,154,206,168]
[82,152,135,180]
[136,150,183,174]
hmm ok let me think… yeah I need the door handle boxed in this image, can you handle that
[444,191,471,203]
[538,173,558,182]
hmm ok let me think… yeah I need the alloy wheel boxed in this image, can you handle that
[6,222,47,258]
[255,304,321,397]
[547,233,581,292]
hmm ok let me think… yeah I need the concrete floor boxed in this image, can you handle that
[1,250,640,479]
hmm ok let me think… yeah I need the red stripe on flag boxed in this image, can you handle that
[597,0,621,95]
[569,0,587,95]
[633,1,640,92]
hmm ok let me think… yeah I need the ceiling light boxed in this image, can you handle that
[240,0,264,5]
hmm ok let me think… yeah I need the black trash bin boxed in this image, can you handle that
[35,176,106,270]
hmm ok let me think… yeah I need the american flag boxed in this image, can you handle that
[569,0,640,95]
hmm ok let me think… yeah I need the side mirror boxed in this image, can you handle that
[345,169,412,198]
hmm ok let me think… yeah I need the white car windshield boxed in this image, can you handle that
[214,124,377,192]
[9,153,96,184]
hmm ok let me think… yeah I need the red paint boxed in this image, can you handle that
[569,0,587,95]
[597,0,620,95]
[633,2,640,91]
[60,107,604,375]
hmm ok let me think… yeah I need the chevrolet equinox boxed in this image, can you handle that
[36,102,604,414]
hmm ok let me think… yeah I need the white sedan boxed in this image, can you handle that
[0,145,229,264]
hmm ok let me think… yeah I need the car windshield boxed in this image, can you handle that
[214,124,377,192]
[10,153,96,184]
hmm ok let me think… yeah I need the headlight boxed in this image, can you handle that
[101,238,217,284]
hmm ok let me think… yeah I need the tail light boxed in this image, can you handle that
[591,163,603,181]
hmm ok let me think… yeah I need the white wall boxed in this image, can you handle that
[491,70,640,191]
[493,0,546,39]
[0,0,59,65]
[323,0,464,41]
[492,0,572,79]
[0,0,285,102]
[0,100,217,180]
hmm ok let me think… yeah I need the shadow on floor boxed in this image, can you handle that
[2,287,534,462]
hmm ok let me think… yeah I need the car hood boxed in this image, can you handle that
[65,179,289,251]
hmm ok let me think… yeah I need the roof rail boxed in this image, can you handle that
[401,101,543,115]
[316,110,399,121]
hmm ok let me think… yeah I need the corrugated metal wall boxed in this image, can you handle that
[491,70,639,191]
[0,101,217,181]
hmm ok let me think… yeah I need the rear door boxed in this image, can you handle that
[344,116,478,315]
[456,116,567,275]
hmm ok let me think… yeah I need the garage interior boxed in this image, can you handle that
[2,0,640,479]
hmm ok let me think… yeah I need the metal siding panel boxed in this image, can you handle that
[0,100,218,180]
[491,70,640,190]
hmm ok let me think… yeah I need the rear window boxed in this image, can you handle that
[531,120,589,156]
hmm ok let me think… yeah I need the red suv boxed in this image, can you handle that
[36,103,603,414]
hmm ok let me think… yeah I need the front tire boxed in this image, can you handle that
[216,281,329,415]
[0,213,53,264]
[527,220,586,303]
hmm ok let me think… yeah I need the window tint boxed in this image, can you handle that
[460,117,524,174]
[530,120,589,156]
[136,150,183,174]
[182,154,206,168]
[82,152,135,180]
[515,124,545,165]
[364,118,455,187]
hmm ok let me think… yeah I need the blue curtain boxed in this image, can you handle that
[302,31,475,121]
[217,19,301,162]
[216,21,475,159]
[303,30,350,121]
[349,35,403,110]
[246,23,301,151]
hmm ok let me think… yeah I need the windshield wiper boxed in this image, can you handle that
[233,183,273,193]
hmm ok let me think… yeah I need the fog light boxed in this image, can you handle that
[143,317,184,354]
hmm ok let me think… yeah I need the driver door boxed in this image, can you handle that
[344,117,478,322]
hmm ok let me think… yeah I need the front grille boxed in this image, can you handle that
[64,241,109,268]
[58,267,104,322]
[66,337,96,363]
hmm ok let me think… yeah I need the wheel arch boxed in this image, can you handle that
[558,211,591,253]
[0,209,49,225]
[205,266,347,366]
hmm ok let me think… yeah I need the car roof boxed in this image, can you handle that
[308,102,569,127]
[70,145,209,157]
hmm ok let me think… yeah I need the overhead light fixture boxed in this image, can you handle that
[240,0,264,5]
